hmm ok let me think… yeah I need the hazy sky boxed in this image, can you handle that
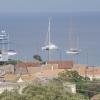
[0,0,100,13]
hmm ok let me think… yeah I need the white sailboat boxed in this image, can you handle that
[0,30,17,62]
[42,18,58,51]
[65,22,80,55]
[42,18,58,61]
[66,48,80,55]
[7,50,17,56]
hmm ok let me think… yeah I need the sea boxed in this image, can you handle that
[0,12,100,66]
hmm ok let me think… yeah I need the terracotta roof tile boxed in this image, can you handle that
[47,60,73,69]
[15,62,40,68]
[73,64,100,76]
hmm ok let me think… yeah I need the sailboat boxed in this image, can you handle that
[42,18,58,51]
[66,48,80,55]
[65,22,80,55]
[7,50,17,56]
[0,30,17,62]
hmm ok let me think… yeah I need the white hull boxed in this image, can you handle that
[42,43,58,50]
[66,49,80,55]
[7,50,17,55]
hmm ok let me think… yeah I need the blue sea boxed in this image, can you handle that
[0,12,100,66]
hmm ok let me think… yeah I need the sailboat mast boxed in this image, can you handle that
[48,18,51,45]
[42,17,58,62]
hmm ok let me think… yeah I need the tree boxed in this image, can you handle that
[58,70,100,98]
[33,54,42,62]
[58,70,88,83]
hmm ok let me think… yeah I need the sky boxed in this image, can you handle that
[0,0,100,13]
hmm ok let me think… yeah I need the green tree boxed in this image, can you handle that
[58,70,100,98]
[33,54,42,62]
[58,70,89,83]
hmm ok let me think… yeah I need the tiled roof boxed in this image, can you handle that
[15,62,40,68]
[47,60,73,69]
[73,64,100,75]
[15,60,73,69]
[34,69,64,79]
[86,67,100,75]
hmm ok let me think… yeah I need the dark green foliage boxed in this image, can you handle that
[22,80,89,100]
[0,90,26,100]
[33,54,42,62]
[58,70,89,82]
[58,70,100,98]
[77,81,100,98]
